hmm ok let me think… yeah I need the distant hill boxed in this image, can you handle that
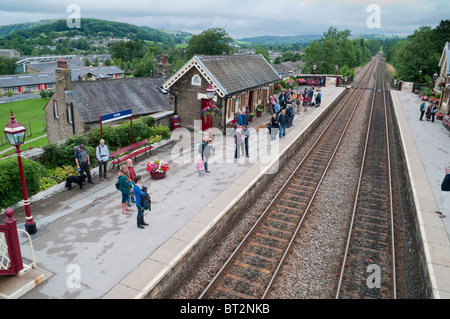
[0,20,57,38]
[0,18,186,56]
[239,34,321,44]
[1,18,179,43]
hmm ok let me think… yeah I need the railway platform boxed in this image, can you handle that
[391,90,450,298]
[0,85,345,299]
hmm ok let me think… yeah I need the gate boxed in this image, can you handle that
[0,209,35,276]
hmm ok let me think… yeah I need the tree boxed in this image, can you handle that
[185,28,233,59]
[0,56,18,75]
[84,58,91,66]
[255,46,270,63]
[133,52,156,77]
[6,89,13,103]
[301,26,364,74]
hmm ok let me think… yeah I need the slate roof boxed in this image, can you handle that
[27,62,124,80]
[65,77,170,124]
[0,73,55,88]
[163,54,281,97]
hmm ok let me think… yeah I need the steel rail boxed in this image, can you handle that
[335,55,396,299]
[261,58,379,299]
[380,58,397,299]
[198,56,379,300]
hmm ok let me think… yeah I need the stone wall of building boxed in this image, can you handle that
[169,67,224,132]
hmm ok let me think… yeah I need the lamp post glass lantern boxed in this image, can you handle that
[3,110,37,234]
[313,64,317,83]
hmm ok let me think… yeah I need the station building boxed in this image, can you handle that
[162,54,281,133]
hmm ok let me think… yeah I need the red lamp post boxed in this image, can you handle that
[313,64,317,85]
[206,82,216,142]
[3,111,37,235]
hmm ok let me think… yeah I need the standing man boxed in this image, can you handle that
[242,109,249,126]
[75,144,93,184]
[419,101,425,121]
[308,87,314,106]
[436,166,450,218]
[96,139,109,181]
[242,125,250,158]
[278,109,288,139]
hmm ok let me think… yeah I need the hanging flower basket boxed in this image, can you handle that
[146,159,170,180]
[201,105,220,118]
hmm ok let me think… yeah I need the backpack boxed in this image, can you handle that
[73,146,80,160]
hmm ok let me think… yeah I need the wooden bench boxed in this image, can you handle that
[110,139,154,169]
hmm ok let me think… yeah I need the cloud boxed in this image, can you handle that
[0,0,448,38]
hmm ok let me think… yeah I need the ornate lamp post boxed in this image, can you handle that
[335,65,339,87]
[313,64,317,85]
[288,68,293,78]
[3,111,37,235]
[419,69,422,84]
[206,82,216,142]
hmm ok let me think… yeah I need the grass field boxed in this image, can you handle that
[0,98,49,152]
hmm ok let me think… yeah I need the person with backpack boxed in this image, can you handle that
[117,164,132,215]
[95,139,109,181]
[133,175,149,229]
[75,144,93,184]
[316,89,322,107]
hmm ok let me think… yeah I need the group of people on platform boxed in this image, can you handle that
[72,139,150,229]
[419,101,439,122]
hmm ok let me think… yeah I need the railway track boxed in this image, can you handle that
[335,57,396,299]
[198,56,382,299]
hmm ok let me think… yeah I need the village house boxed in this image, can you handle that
[0,58,124,96]
[162,54,281,133]
[44,59,172,143]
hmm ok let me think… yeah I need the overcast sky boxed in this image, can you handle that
[0,0,448,38]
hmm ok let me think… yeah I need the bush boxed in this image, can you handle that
[0,157,47,208]
[154,126,170,139]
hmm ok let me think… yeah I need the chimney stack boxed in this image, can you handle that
[55,59,72,95]
[156,54,171,80]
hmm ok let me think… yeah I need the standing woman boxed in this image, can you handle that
[118,164,132,215]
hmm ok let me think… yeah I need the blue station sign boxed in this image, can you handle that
[101,109,132,124]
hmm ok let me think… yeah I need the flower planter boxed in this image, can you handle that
[248,117,253,122]
[256,111,262,117]
[150,171,166,180]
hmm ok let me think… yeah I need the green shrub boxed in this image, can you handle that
[0,157,47,208]
[154,126,170,139]
[141,116,156,127]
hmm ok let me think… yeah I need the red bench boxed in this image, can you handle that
[110,139,154,169]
